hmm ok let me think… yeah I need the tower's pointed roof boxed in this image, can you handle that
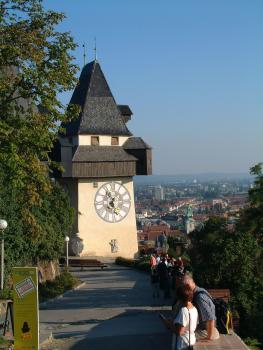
[63,60,132,136]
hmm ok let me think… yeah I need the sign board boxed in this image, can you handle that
[12,267,39,350]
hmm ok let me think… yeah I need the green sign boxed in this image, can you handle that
[12,267,39,350]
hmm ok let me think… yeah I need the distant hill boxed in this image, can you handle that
[134,173,252,185]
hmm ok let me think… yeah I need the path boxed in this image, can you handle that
[40,265,172,349]
[40,265,249,350]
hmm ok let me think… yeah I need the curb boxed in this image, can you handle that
[39,281,86,308]
[40,332,54,348]
[39,282,86,347]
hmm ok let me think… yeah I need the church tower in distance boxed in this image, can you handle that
[52,60,152,259]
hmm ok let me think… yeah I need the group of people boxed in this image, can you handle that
[150,253,185,299]
[150,253,219,350]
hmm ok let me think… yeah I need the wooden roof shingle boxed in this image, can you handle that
[123,137,151,150]
[72,146,138,162]
[62,61,132,137]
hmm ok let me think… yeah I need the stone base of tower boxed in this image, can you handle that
[79,229,138,259]
[73,177,138,259]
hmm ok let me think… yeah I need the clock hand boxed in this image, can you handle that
[114,207,120,215]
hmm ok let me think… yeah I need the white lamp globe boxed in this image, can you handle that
[65,236,70,242]
[0,220,7,230]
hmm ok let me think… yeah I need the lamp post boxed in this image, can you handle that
[0,219,8,290]
[65,236,70,268]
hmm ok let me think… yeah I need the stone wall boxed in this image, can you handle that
[37,260,60,283]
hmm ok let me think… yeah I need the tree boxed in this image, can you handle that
[236,164,263,342]
[0,0,79,270]
[0,181,74,271]
[189,165,263,343]
[238,163,263,243]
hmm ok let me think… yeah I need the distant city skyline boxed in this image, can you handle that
[134,173,253,186]
[45,0,263,174]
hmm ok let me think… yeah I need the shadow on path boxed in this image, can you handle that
[69,333,171,350]
[40,267,173,350]
[60,308,172,350]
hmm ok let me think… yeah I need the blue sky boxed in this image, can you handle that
[45,0,263,175]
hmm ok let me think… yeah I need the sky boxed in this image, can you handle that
[44,0,263,175]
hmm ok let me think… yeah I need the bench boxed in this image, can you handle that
[207,288,230,302]
[207,288,239,333]
[68,258,107,270]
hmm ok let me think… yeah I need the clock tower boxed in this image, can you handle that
[52,60,152,259]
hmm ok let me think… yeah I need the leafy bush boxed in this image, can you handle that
[115,257,151,272]
[243,337,262,350]
[167,247,177,258]
[0,336,12,347]
[0,289,12,300]
[0,0,77,282]
[38,271,79,301]
[241,309,263,347]
[139,254,151,262]
[115,257,135,267]
[136,261,151,272]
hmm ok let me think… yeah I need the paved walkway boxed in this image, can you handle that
[40,265,172,349]
[40,265,249,350]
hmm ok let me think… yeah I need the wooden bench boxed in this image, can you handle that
[207,288,239,333]
[68,258,107,270]
[207,288,230,302]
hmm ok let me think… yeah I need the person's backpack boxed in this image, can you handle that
[213,298,233,334]
[193,290,233,334]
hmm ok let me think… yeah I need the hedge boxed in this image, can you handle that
[115,257,151,272]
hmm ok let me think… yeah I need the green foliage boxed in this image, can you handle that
[115,257,135,267]
[238,163,263,243]
[0,289,12,300]
[115,257,151,272]
[0,1,78,274]
[188,164,263,344]
[136,261,151,272]
[167,235,188,257]
[38,271,79,301]
[30,183,74,261]
[1,181,73,277]
[190,219,261,312]
[0,336,12,347]
[242,310,263,348]
[167,247,177,258]
[0,0,79,226]
[243,337,262,350]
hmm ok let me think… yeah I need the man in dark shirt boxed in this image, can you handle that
[183,274,219,340]
[157,258,170,298]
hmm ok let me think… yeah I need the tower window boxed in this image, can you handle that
[111,136,119,145]
[91,136,100,145]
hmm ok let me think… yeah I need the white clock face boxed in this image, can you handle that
[94,182,131,223]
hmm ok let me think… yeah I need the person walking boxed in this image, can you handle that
[157,257,170,299]
[151,267,160,298]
